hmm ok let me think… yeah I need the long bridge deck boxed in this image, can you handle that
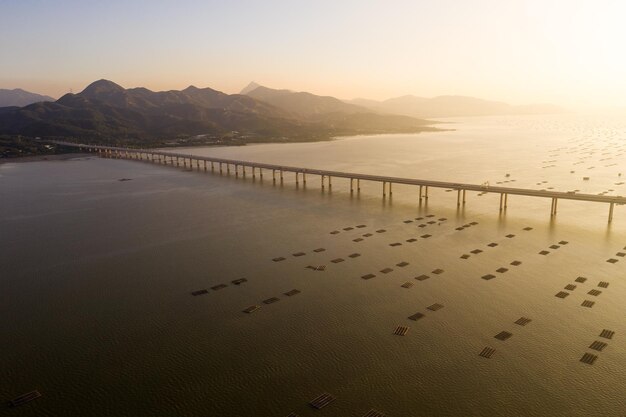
[53,141,625,222]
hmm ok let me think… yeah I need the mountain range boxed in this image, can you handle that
[0,80,437,146]
[0,88,54,107]
[0,80,563,149]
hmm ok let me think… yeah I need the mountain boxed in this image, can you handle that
[0,88,54,107]
[240,81,261,95]
[242,84,437,134]
[0,80,437,146]
[346,95,563,118]
[243,84,369,118]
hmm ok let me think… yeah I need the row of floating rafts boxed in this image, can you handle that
[8,390,41,407]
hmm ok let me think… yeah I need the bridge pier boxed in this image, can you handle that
[609,203,614,223]
[227,164,230,175]
[280,170,284,184]
[252,167,256,178]
[389,182,393,196]
[235,164,239,178]
[328,176,332,189]
[272,169,276,183]
[321,175,325,189]
[383,181,387,197]
[295,172,299,185]
[204,160,207,172]
[350,178,354,193]
[550,198,558,216]
[504,193,508,208]
[457,189,461,206]
[303,172,306,184]
[243,166,246,178]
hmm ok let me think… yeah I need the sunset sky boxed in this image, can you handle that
[1,0,625,108]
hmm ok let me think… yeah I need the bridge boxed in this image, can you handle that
[53,141,625,223]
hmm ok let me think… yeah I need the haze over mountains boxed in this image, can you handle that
[242,82,367,117]
[347,95,563,118]
[0,80,436,145]
[0,80,562,147]
[0,88,54,107]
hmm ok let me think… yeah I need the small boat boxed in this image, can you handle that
[9,390,41,407]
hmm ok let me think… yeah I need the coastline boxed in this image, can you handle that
[0,153,92,164]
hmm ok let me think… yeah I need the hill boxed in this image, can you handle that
[0,88,54,107]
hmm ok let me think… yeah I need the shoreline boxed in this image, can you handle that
[0,153,92,164]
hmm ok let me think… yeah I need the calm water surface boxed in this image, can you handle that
[1,115,625,416]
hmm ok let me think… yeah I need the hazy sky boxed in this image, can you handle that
[1,0,625,107]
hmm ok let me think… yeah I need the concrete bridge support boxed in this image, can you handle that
[550,198,558,216]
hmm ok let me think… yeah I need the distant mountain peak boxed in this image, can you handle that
[80,79,125,97]
[0,88,54,107]
[240,81,262,95]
